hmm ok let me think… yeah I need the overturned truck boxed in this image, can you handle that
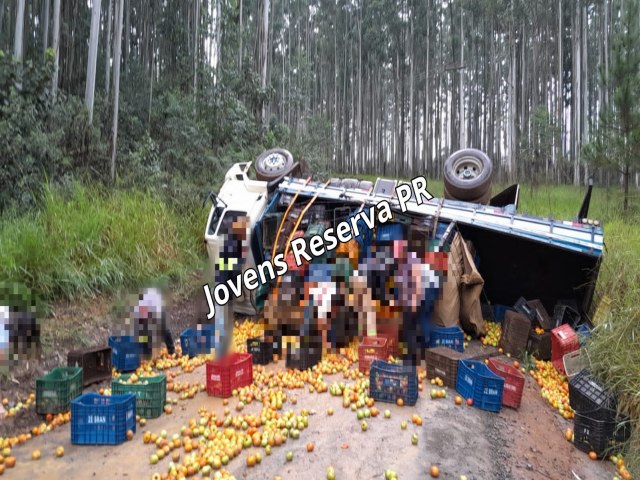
[203,148,603,356]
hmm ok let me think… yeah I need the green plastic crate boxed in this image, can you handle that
[111,374,166,419]
[36,367,83,415]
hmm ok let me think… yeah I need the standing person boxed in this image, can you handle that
[132,287,175,358]
[393,240,441,367]
[213,214,249,359]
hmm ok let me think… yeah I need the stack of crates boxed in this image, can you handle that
[569,369,631,457]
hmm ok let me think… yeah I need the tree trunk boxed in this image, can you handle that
[104,0,113,96]
[623,164,629,212]
[459,5,465,149]
[51,0,61,97]
[85,0,102,125]
[13,0,25,61]
[43,0,50,52]
[194,0,200,105]
[260,0,270,125]
[110,0,125,183]
[238,0,243,72]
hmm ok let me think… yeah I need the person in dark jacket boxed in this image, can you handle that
[213,214,249,359]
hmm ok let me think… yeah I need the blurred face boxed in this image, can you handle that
[231,217,249,238]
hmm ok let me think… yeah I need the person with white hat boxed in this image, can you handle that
[132,287,175,357]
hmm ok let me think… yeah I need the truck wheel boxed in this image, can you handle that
[443,149,493,200]
[254,148,295,181]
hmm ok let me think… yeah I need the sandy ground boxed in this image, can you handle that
[1,348,618,480]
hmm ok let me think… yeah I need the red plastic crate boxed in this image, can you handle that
[358,337,389,373]
[487,358,525,409]
[551,324,579,375]
[376,323,399,358]
[206,353,253,398]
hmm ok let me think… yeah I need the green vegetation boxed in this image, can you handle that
[0,183,207,305]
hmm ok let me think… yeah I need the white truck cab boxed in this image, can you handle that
[204,162,269,315]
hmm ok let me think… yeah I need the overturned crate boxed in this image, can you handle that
[499,311,531,358]
[68,346,113,387]
[425,346,464,388]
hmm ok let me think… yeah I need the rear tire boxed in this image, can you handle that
[444,185,492,205]
[443,149,493,200]
[254,148,295,181]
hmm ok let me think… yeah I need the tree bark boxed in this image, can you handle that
[51,0,61,97]
[43,0,50,52]
[104,0,113,96]
[13,0,25,61]
[260,0,270,125]
[85,0,102,125]
[110,0,125,183]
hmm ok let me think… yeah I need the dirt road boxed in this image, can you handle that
[2,352,617,480]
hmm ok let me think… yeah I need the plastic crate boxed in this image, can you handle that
[569,369,617,417]
[206,353,253,398]
[71,393,136,445]
[358,337,389,373]
[573,407,631,457]
[456,360,504,413]
[527,299,552,331]
[526,331,552,361]
[376,223,406,243]
[487,358,525,409]
[109,336,141,372]
[551,324,579,374]
[493,304,515,323]
[425,346,464,388]
[576,323,591,346]
[36,367,83,415]
[369,359,418,406]
[552,304,581,329]
[514,297,552,329]
[499,311,531,358]
[111,374,166,419]
[247,337,274,366]
[429,326,464,352]
[68,346,113,387]
[180,324,215,358]
[563,348,590,379]
[286,337,322,371]
[307,263,334,283]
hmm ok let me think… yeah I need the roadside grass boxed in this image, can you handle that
[0,182,208,306]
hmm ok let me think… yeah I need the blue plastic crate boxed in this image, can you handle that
[493,305,515,323]
[576,324,591,346]
[71,393,136,445]
[369,359,418,406]
[180,324,215,358]
[456,360,504,413]
[429,326,464,352]
[108,336,141,372]
[376,223,406,243]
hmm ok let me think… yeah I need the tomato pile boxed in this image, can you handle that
[480,321,502,347]
[530,359,574,419]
